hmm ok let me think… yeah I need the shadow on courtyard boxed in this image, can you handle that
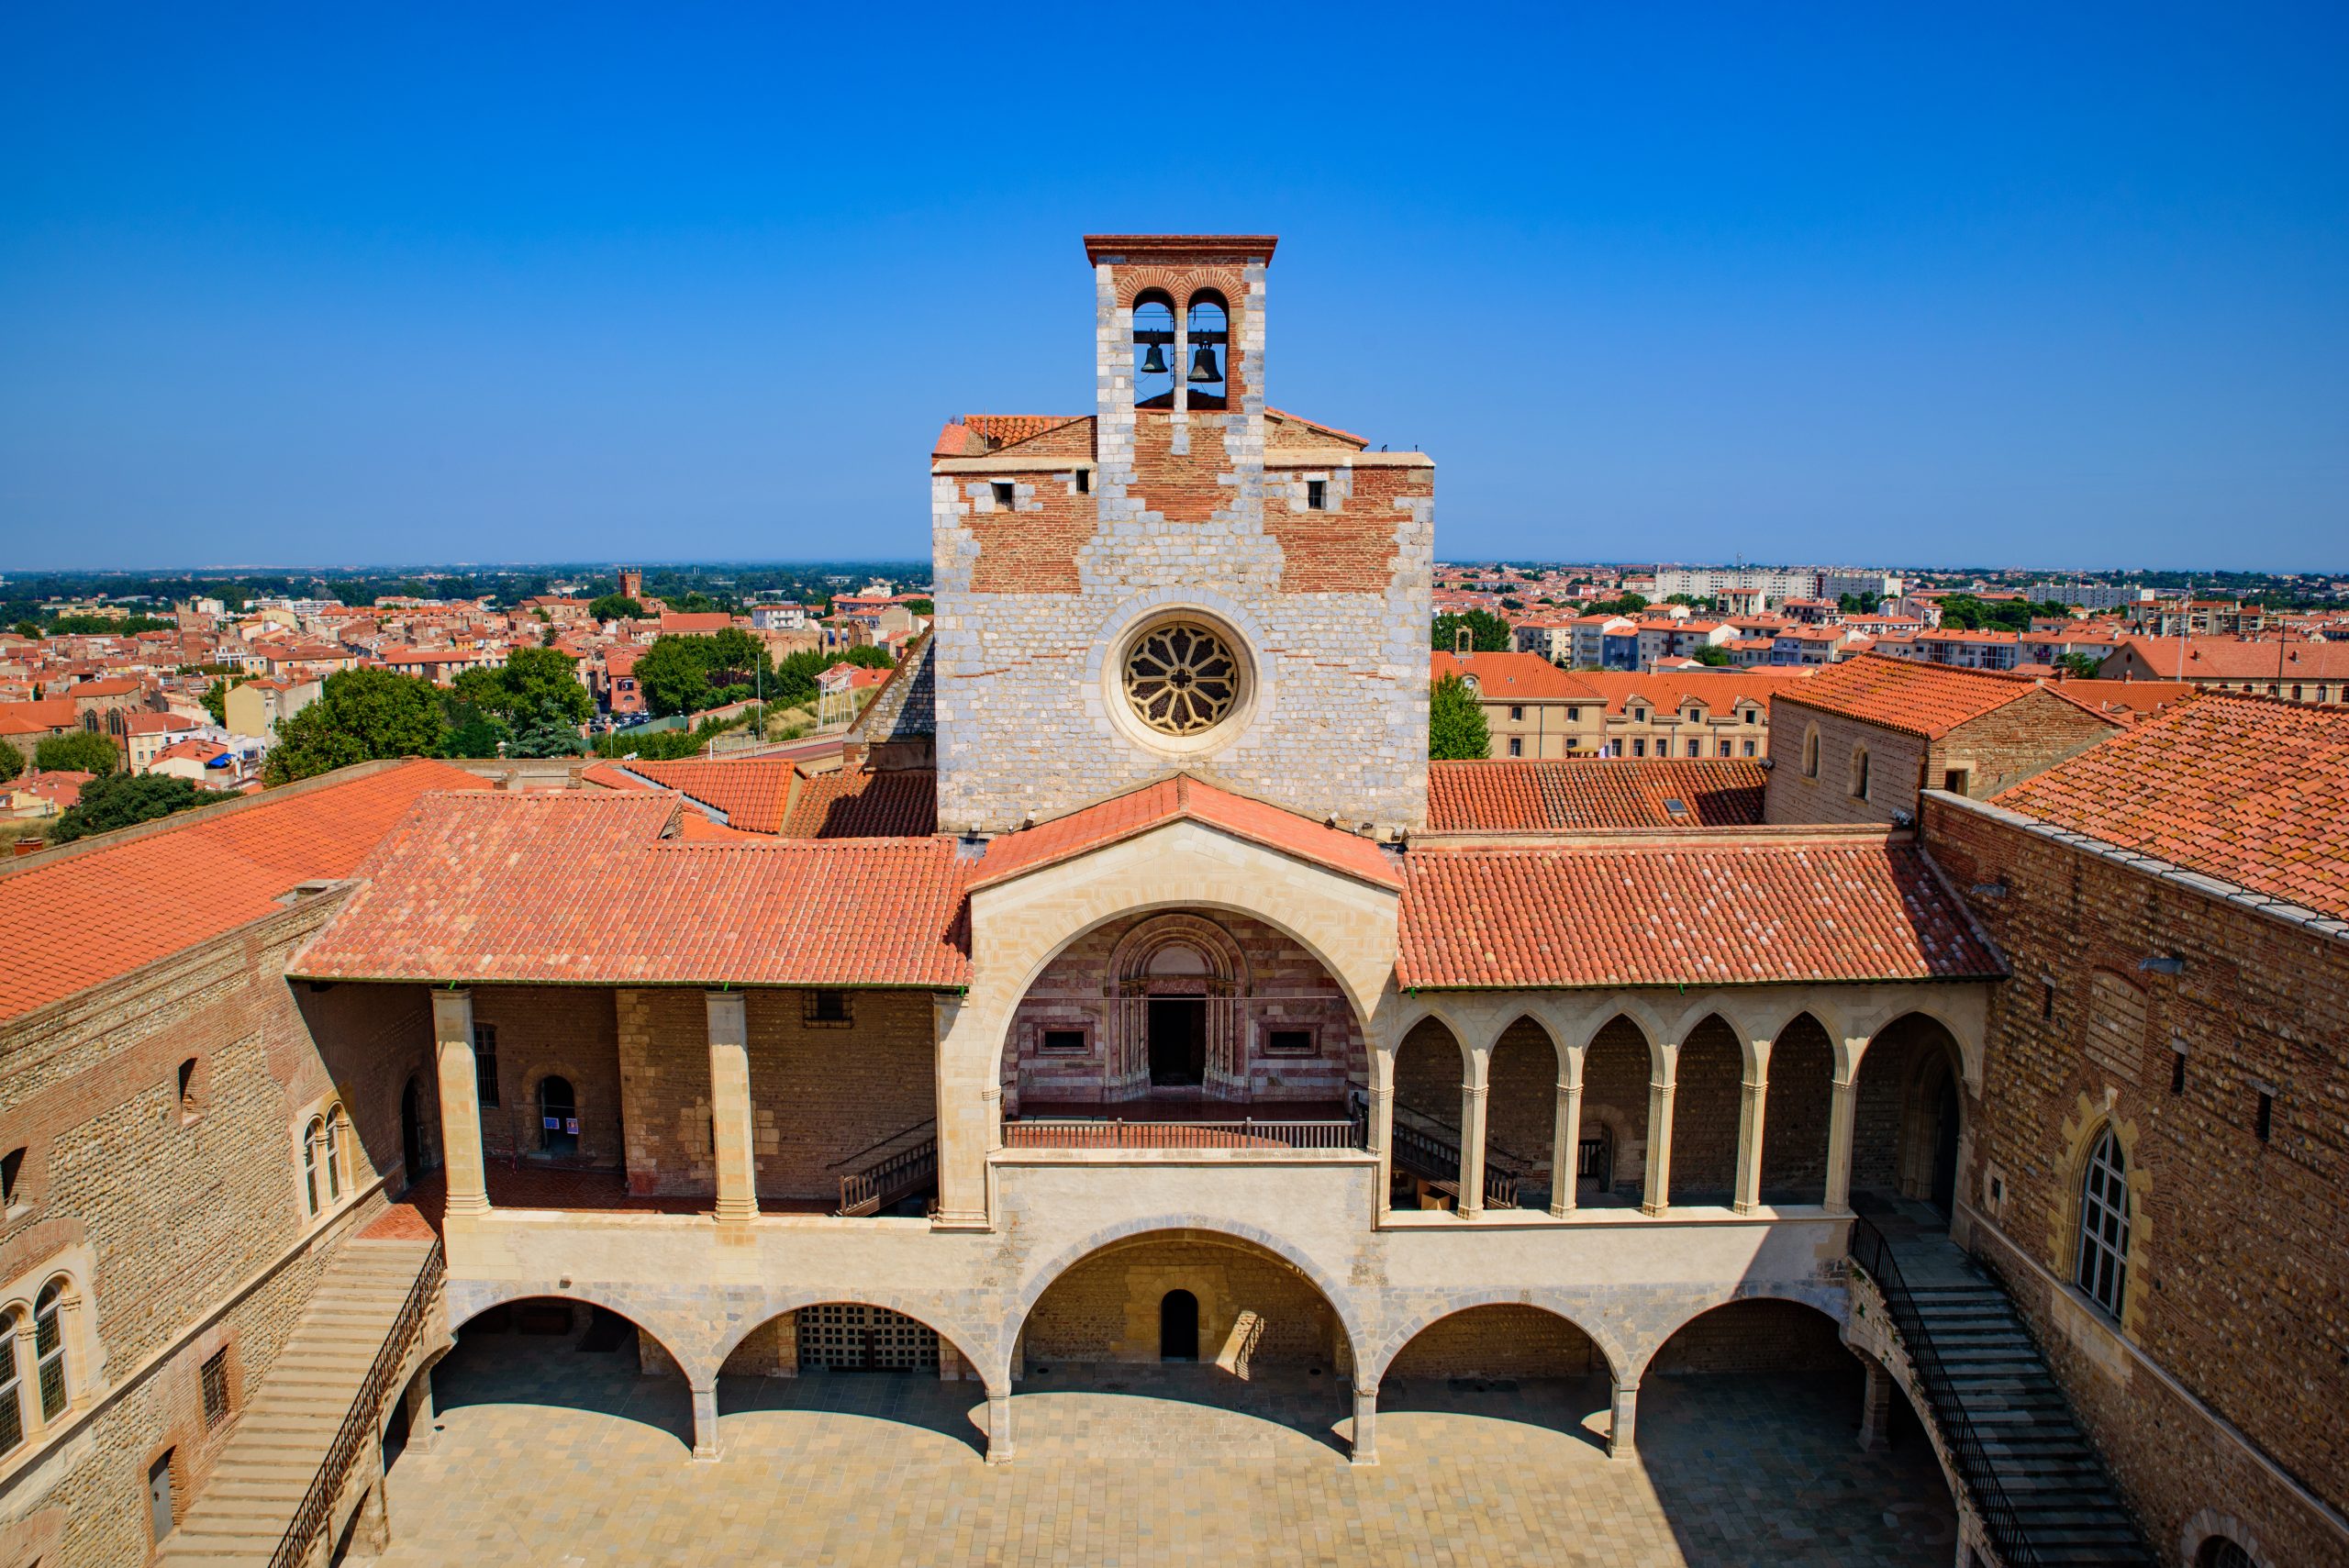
[429,1310,697,1457]
[718,1370,991,1458]
[1009,1362,1354,1458]
[1376,1371,1612,1452]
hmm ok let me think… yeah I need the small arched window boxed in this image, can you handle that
[302,1118,324,1216]
[2076,1127,2131,1318]
[1131,289,1176,408]
[33,1283,66,1421]
[1185,290,1229,408]
[1802,726,1820,778]
[0,1309,22,1455]
[2197,1538,2254,1568]
[1850,746,1871,800]
[324,1108,346,1201]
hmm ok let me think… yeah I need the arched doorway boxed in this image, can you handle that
[713,1304,987,1457]
[537,1076,577,1159]
[1160,1290,1199,1362]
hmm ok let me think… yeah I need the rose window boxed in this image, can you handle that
[1123,622,1241,736]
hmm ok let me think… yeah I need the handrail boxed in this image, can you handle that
[1002,1117,1362,1152]
[1388,1118,1520,1207]
[1389,1098,1530,1172]
[827,1117,937,1172]
[838,1136,938,1216]
[271,1239,444,1568]
[1847,1215,2038,1568]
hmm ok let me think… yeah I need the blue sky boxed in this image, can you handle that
[4,3,2343,573]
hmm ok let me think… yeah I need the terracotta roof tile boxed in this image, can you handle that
[1427,759,1766,832]
[1431,651,1598,701]
[1397,837,2002,989]
[1988,694,2349,921]
[613,759,796,833]
[2107,636,2349,681]
[782,769,937,839]
[293,792,970,988]
[1773,653,2043,739]
[962,415,1082,449]
[0,759,485,1021]
[968,775,1401,892]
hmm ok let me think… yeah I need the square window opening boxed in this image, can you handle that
[200,1350,231,1428]
[1305,479,1327,510]
[1264,1028,1315,1056]
[1041,1029,1088,1054]
[990,482,1015,509]
[806,990,853,1027]
[1075,469,1091,495]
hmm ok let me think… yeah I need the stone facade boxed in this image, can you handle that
[1926,790,2349,1568]
[931,237,1433,840]
[1765,684,2118,825]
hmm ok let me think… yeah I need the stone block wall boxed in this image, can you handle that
[1668,1021,1744,1200]
[1486,1020,1560,1172]
[474,985,623,1169]
[616,988,713,1195]
[1385,1304,1596,1380]
[1764,703,1929,825]
[1647,1298,1852,1374]
[1019,1232,1342,1374]
[744,990,934,1201]
[1932,686,2120,800]
[1925,795,2349,1563]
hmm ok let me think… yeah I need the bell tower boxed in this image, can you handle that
[929,234,1434,840]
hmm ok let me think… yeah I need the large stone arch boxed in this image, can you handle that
[707,1294,1000,1396]
[442,1279,713,1386]
[1004,1217,1368,1378]
[1631,1285,1853,1383]
[1371,1292,1633,1387]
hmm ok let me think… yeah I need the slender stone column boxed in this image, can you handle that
[930,992,990,1229]
[1369,1063,1396,1215]
[985,1391,1015,1464]
[1858,1358,1893,1452]
[1457,1070,1490,1218]
[1733,1041,1773,1215]
[430,990,490,1218]
[1551,1076,1583,1217]
[1350,1385,1380,1465]
[1825,1073,1862,1215]
[1608,1378,1639,1458]
[690,1380,721,1462]
[1641,1077,1675,1216]
[706,991,757,1223]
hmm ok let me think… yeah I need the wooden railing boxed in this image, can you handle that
[837,1135,939,1217]
[1002,1117,1364,1152]
[271,1239,443,1568]
[1388,1118,1521,1208]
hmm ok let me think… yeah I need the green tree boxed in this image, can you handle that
[451,647,593,728]
[835,644,895,671]
[263,667,446,784]
[1429,673,1493,761]
[588,594,644,621]
[50,773,205,843]
[1431,610,1513,653]
[903,598,933,616]
[1585,593,1649,617]
[2054,651,2105,679]
[10,620,39,639]
[669,590,719,614]
[441,708,512,759]
[34,730,119,776]
[634,636,719,717]
[0,746,21,783]
[1693,645,1731,667]
[507,711,584,757]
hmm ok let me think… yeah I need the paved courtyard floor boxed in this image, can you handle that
[366,1328,1956,1567]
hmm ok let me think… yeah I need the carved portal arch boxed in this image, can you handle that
[1103,913,1252,1094]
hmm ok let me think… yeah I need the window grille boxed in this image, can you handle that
[473,1023,500,1107]
[200,1350,230,1428]
[34,1284,65,1421]
[0,1315,22,1455]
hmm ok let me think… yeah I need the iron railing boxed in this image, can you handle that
[1388,1118,1521,1208]
[1847,1214,2038,1568]
[837,1135,939,1216]
[1002,1117,1363,1152]
[271,1239,444,1568]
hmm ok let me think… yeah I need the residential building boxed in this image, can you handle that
[121,712,202,773]
[2096,636,2349,703]
[2022,580,2154,611]
[222,675,322,739]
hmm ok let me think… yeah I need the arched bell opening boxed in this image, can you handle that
[1184,290,1229,410]
[1130,289,1176,407]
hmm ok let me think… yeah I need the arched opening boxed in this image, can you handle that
[1014,1229,1353,1455]
[2076,1127,2131,1320]
[1640,1299,1957,1558]
[1159,1290,1199,1362]
[537,1075,578,1159]
[1801,724,1820,778]
[2197,1537,2256,1568]
[1481,1017,1558,1209]
[1389,1016,1468,1209]
[714,1304,988,1457]
[1849,744,1871,800]
[433,1296,695,1456]
[1184,290,1229,410]
[1580,1015,1653,1207]
[1668,1015,1742,1204]
[1379,1304,1609,1449]
[1130,289,1176,407]
[1851,1013,1967,1231]
[1760,1013,1834,1206]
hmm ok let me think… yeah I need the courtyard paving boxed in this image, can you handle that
[366,1329,1956,1567]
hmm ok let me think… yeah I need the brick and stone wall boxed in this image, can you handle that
[1759,1014,1835,1201]
[1932,687,2119,801]
[1386,1304,1596,1380]
[1764,703,1929,825]
[473,984,623,1170]
[1648,1298,1852,1374]
[1019,1232,1344,1374]
[1925,794,2349,1566]
[1668,1019,1744,1201]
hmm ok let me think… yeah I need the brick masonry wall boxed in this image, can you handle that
[1584,1018,1656,1197]
[1760,1014,1835,1199]
[1019,1233,1342,1373]
[1669,1018,1743,1200]
[1932,687,2118,800]
[1763,701,1928,825]
[616,988,714,1195]
[1848,1014,1963,1195]
[1648,1298,1852,1374]
[743,990,933,1201]
[1386,1304,1595,1380]
[474,985,623,1170]
[1925,795,2349,1562]
[1486,1020,1559,1173]
[0,895,390,1566]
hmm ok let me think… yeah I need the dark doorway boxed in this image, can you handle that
[148,1451,175,1542]
[1930,1071,1961,1216]
[400,1078,428,1187]
[539,1076,578,1158]
[1148,998,1207,1087]
[1159,1289,1199,1362]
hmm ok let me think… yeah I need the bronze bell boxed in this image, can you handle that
[1140,342,1168,377]
[1188,344,1221,383]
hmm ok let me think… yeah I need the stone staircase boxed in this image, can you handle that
[161,1236,439,1566]
[1853,1214,2153,1568]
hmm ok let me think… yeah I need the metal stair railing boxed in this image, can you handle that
[1848,1214,2038,1568]
[270,1239,444,1568]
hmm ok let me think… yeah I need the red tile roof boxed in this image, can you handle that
[1426,759,1766,832]
[0,759,485,1021]
[781,769,938,839]
[1431,651,1597,702]
[1772,653,2044,740]
[962,415,1084,450]
[2106,636,2349,681]
[1397,836,2002,989]
[0,700,82,736]
[2037,678,2198,725]
[1988,694,2349,921]
[291,792,971,988]
[1553,670,1810,717]
[968,774,1402,892]
[612,759,796,833]
[658,612,735,635]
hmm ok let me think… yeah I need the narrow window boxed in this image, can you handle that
[2169,1051,2186,1096]
[1850,747,1871,800]
[1802,727,1820,778]
[991,481,1015,509]
[1742,740,1755,756]
[1306,479,1327,510]
[324,1110,345,1201]
[1508,738,1523,757]
[302,1118,323,1216]
[1743,709,1756,724]
[176,1058,199,1118]
[1631,739,1646,757]
[1943,769,1971,795]
[2075,1129,2131,1318]
[200,1349,231,1428]
[0,1313,21,1456]
[0,1148,21,1209]
[34,1284,66,1420]
[2041,983,2055,1021]
[2255,1092,2273,1142]
[1041,1029,1087,1054]
[1508,705,1523,721]
[473,1023,500,1107]
[1686,740,1700,757]
[1074,468,1091,495]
